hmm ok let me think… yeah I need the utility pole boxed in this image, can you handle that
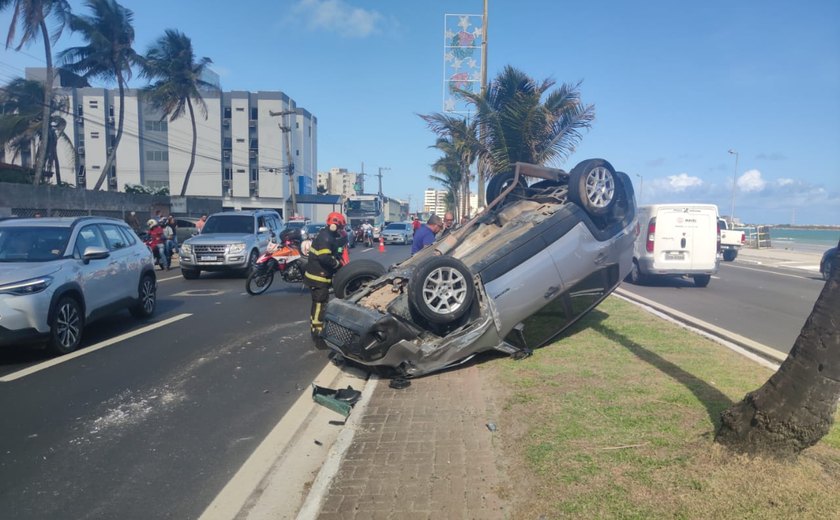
[269,109,298,218]
[377,167,390,197]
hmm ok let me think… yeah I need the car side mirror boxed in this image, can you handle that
[82,246,110,263]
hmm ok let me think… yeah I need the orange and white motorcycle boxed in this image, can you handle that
[245,238,310,295]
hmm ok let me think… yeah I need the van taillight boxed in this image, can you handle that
[646,218,656,253]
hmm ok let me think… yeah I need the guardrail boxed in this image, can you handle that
[737,225,772,249]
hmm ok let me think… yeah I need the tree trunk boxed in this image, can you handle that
[94,72,126,191]
[34,19,53,186]
[715,242,840,458]
[180,97,197,197]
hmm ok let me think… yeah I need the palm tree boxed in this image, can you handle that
[141,29,214,197]
[0,0,71,185]
[458,65,595,178]
[0,77,74,183]
[58,0,139,191]
[420,113,481,220]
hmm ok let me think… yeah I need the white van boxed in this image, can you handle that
[628,204,719,287]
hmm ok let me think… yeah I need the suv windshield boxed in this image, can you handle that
[201,215,254,234]
[0,227,71,262]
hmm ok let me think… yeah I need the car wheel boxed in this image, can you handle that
[244,250,259,278]
[693,274,711,288]
[182,268,201,280]
[626,259,644,285]
[246,269,275,295]
[129,274,157,318]
[48,296,84,355]
[333,259,386,299]
[568,159,617,217]
[486,171,527,206]
[408,256,475,325]
[722,250,737,262]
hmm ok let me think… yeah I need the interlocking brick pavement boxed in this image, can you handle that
[316,364,508,520]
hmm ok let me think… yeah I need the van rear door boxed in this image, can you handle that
[654,207,717,270]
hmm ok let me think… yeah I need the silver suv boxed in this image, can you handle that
[0,217,157,354]
[178,210,283,279]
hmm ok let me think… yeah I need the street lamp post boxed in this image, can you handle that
[635,173,643,205]
[728,149,739,225]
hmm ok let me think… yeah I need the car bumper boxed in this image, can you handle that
[638,256,718,276]
[0,293,52,344]
[179,252,250,270]
[381,236,407,244]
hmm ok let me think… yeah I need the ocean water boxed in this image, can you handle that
[766,228,839,253]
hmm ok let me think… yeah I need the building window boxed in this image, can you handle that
[296,150,299,156]
[88,100,98,108]
[109,106,114,117]
[249,139,258,148]
[224,168,232,180]
[236,138,245,143]
[223,138,232,148]
[251,168,258,181]
[235,107,244,112]
[236,168,245,173]
[250,108,258,120]
[145,150,169,161]
[90,132,99,139]
[144,120,168,131]
[295,121,299,129]
[224,107,231,118]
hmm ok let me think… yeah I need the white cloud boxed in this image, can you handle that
[776,178,794,186]
[664,173,703,192]
[737,169,766,192]
[291,0,384,38]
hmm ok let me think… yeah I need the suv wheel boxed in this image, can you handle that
[244,250,259,277]
[182,268,201,280]
[569,159,617,217]
[49,296,84,355]
[408,256,475,325]
[130,274,157,318]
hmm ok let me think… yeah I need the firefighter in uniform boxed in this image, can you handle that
[304,212,347,347]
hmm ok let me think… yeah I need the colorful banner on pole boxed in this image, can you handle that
[443,14,483,114]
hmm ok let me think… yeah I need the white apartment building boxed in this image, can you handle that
[15,69,318,219]
[317,167,360,198]
[423,188,447,217]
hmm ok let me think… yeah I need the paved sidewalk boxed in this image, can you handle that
[734,246,823,272]
[314,365,508,520]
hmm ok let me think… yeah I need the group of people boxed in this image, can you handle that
[143,212,179,271]
[409,211,459,255]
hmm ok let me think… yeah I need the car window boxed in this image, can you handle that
[201,215,254,234]
[100,224,128,251]
[176,219,196,229]
[119,226,138,246]
[0,227,71,262]
[74,225,107,257]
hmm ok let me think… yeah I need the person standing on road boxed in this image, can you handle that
[196,214,207,233]
[439,211,455,238]
[412,217,421,236]
[410,214,443,255]
[304,212,347,347]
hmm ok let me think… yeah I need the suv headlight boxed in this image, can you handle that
[228,243,246,254]
[0,275,54,296]
[180,243,192,255]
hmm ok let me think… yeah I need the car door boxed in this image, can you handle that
[72,224,113,316]
[100,223,137,301]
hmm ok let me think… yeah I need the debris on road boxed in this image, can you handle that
[311,384,362,417]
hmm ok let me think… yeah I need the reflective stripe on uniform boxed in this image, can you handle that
[310,248,332,256]
[305,272,331,284]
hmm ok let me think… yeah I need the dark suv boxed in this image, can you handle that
[0,217,157,354]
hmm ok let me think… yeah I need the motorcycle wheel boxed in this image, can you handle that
[246,269,275,295]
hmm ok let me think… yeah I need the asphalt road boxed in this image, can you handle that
[618,258,825,355]
[0,243,410,519]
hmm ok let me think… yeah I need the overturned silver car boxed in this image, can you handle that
[322,159,638,378]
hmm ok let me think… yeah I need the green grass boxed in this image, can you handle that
[484,296,840,519]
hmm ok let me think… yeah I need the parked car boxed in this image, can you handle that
[178,210,283,279]
[174,217,200,244]
[821,246,837,281]
[284,219,312,239]
[381,222,414,245]
[320,158,637,378]
[0,216,157,354]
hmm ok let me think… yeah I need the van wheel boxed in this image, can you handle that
[626,260,644,285]
[569,159,617,217]
[693,274,711,288]
[48,296,84,355]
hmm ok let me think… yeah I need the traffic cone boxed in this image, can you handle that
[379,236,385,253]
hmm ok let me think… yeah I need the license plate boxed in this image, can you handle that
[201,255,217,261]
[665,252,685,260]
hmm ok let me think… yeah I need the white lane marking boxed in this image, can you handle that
[0,313,192,383]
[711,276,720,280]
[724,263,813,280]
[157,274,182,283]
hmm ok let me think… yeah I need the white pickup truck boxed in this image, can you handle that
[718,218,745,261]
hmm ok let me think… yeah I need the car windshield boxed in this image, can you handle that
[385,224,407,231]
[286,221,307,229]
[201,215,254,234]
[0,227,71,262]
[305,224,324,234]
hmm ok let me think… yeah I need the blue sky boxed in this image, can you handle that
[2,0,838,225]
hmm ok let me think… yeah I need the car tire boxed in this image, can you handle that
[182,268,201,280]
[333,259,386,299]
[486,171,527,206]
[626,259,644,285]
[244,250,259,278]
[568,159,617,217]
[48,296,84,355]
[129,274,157,318]
[693,274,711,288]
[722,250,737,262]
[408,256,475,325]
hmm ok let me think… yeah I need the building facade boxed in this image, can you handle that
[14,69,318,219]
[317,167,360,199]
[423,188,447,217]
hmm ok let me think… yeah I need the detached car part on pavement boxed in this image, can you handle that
[319,158,637,378]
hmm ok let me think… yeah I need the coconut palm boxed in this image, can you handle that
[420,113,481,220]
[141,29,215,197]
[458,65,595,179]
[58,0,139,191]
[0,77,74,183]
[0,0,71,185]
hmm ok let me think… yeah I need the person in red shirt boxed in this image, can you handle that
[146,219,170,270]
[412,217,421,236]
